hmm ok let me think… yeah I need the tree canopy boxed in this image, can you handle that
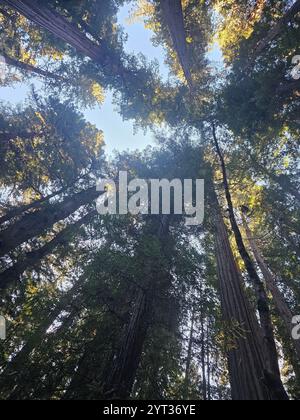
[0,0,299,401]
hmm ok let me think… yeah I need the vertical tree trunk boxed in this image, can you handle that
[103,287,154,399]
[183,307,195,400]
[200,311,207,401]
[159,0,193,88]
[206,322,211,401]
[211,187,288,400]
[212,124,287,398]
[103,216,170,399]
[242,213,300,361]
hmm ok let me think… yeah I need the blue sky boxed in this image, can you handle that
[0,4,223,156]
[0,5,168,156]
[83,4,169,155]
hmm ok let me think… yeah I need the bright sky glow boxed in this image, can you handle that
[0,4,223,156]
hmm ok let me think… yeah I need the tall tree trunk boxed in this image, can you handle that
[103,216,170,399]
[183,306,195,400]
[0,186,99,257]
[0,184,70,226]
[211,186,288,400]
[0,210,97,290]
[103,287,154,399]
[63,319,121,401]
[1,0,132,84]
[159,0,193,88]
[212,124,286,396]
[62,335,99,400]
[206,321,211,401]
[2,0,106,62]
[6,306,81,400]
[242,212,300,361]
[200,310,207,401]
[1,50,63,80]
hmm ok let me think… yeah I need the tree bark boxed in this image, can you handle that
[183,306,195,400]
[2,0,106,62]
[0,186,99,257]
[212,190,287,400]
[0,0,131,84]
[0,210,97,290]
[0,184,70,226]
[103,287,154,399]
[200,310,207,401]
[242,213,300,361]
[103,216,170,399]
[1,50,63,80]
[212,124,286,397]
[206,322,211,401]
[159,0,193,88]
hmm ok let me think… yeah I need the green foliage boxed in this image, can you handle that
[0,0,299,401]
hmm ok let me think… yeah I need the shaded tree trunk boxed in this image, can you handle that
[1,50,63,80]
[212,124,286,397]
[103,287,154,399]
[242,213,300,361]
[103,216,170,399]
[0,186,99,257]
[1,0,132,86]
[183,306,195,400]
[0,184,70,226]
[159,0,193,88]
[2,0,106,62]
[212,191,286,400]
[62,335,100,400]
[200,310,207,401]
[206,322,211,401]
[0,210,97,290]
[63,318,123,401]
